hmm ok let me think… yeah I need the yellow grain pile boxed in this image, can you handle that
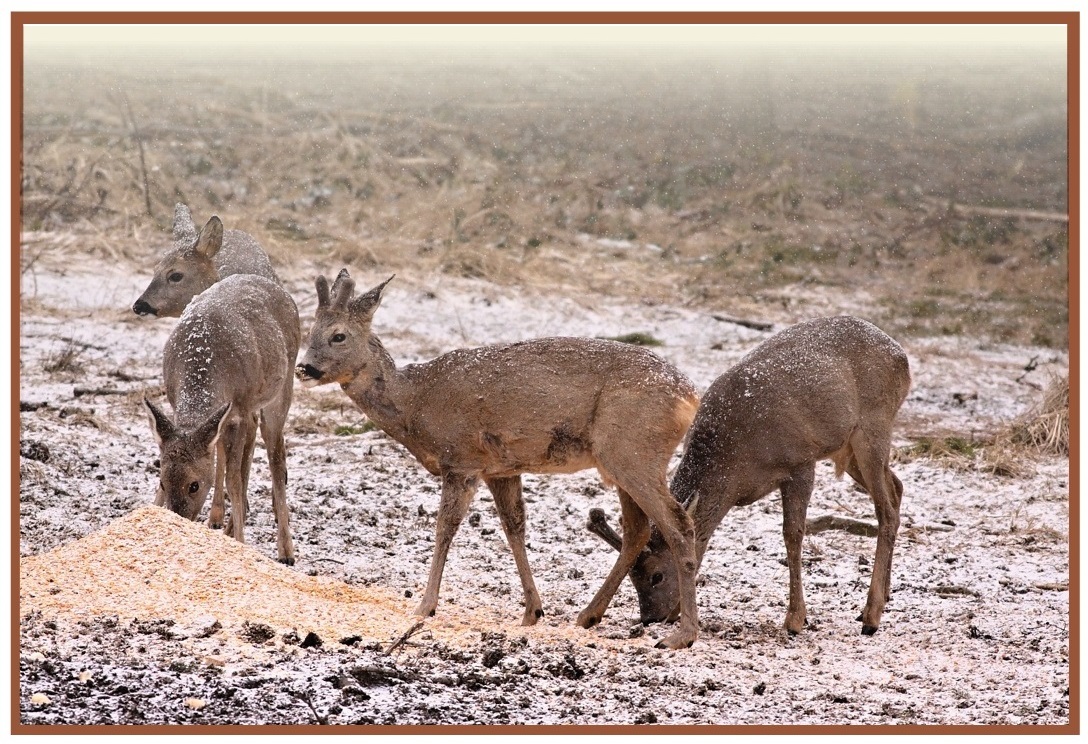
[19,506,628,651]
[21,506,425,646]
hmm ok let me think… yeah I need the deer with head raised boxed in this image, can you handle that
[588,315,911,637]
[144,273,300,564]
[295,269,704,649]
[133,203,278,318]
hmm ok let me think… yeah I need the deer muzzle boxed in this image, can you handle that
[132,298,158,317]
[295,363,324,388]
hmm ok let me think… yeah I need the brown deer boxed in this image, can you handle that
[295,270,704,649]
[144,273,300,564]
[133,203,278,318]
[588,315,910,637]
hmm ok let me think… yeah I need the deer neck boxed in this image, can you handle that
[341,336,412,440]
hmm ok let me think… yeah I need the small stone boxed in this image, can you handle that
[31,693,51,706]
[26,652,45,662]
[78,671,92,684]
[185,697,206,711]
[300,631,323,649]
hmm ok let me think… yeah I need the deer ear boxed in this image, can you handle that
[349,275,394,323]
[144,397,177,446]
[193,216,224,259]
[315,275,331,309]
[172,203,196,242]
[193,402,233,455]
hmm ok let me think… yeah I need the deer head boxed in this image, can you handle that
[144,397,232,521]
[586,503,699,625]
[133,207,225,318]
[295,270,395,388]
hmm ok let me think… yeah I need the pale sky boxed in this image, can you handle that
[23,23,1067,51]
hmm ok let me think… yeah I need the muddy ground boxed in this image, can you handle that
[17,249,1070,726]
[18,37,1070,728]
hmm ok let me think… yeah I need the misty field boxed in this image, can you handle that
[19,40,1070,727]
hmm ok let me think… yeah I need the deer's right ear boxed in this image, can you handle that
[172,203,196,242]
[144,397,177,446]
[193,216,224,259]
[315,275,331,309]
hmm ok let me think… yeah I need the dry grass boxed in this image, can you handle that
[1003,375,1070,456]
[20,51,1068,347]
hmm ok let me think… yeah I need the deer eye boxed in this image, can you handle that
[331,333,347,344]
[168,272,184,283]
[651,572,664,586]
[188,481,200,494]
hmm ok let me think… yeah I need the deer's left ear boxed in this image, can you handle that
[349,275,394,323]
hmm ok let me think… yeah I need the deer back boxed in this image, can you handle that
[671,315,910,507]
[164,274,300,427]
[397,337,699,475]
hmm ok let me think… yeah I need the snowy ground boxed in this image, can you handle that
[18,249,1069,726]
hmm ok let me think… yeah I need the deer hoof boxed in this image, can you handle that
[861,624,879,636]
[278,556,295,566]
[576,612,600,629]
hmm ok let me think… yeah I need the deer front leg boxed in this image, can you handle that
[220,418,251,544]
[780,463,815,635]
[577,489,650,629]
[416,470,478,619]
[486,476,543,625]
[208,439,227,529]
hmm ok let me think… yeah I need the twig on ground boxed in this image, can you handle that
[384,620,425,656]
[710,314,774,331]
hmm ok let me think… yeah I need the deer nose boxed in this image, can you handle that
[295,363,323,382]
[133,299,157,316]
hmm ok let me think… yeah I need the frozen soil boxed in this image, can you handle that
[18,250,1069,727]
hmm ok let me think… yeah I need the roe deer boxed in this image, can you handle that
[588,315,910,636]
[144,273,301,564]
[295,270,704,649]
[133,203,278,318]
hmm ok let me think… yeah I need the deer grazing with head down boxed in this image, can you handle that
[295,269,705,649]
[587,315,911,637]
[133,203,278,318]
[144,273,301,564]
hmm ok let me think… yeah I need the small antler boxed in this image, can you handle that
[330,268,356,311]
[586,508,623,551]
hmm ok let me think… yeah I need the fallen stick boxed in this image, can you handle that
[73,387,129,398]
[805,515,878,537]
[711,314,774,331]
[384,620,425,656]
[924,198,1068,223]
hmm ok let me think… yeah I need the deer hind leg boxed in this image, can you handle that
[260,408,295,565]
[486,476,543,626]
[850,431,902,634]
[416,470,478,619]
[577,487,649,630]
[781,463,815,635]
[209,440,227,529]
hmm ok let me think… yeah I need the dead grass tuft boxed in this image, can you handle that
[43,340,85,374]
[1004,375,1069,456]
[895,435,1033,479]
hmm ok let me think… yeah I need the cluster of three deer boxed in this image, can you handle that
[134,205,910,650]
